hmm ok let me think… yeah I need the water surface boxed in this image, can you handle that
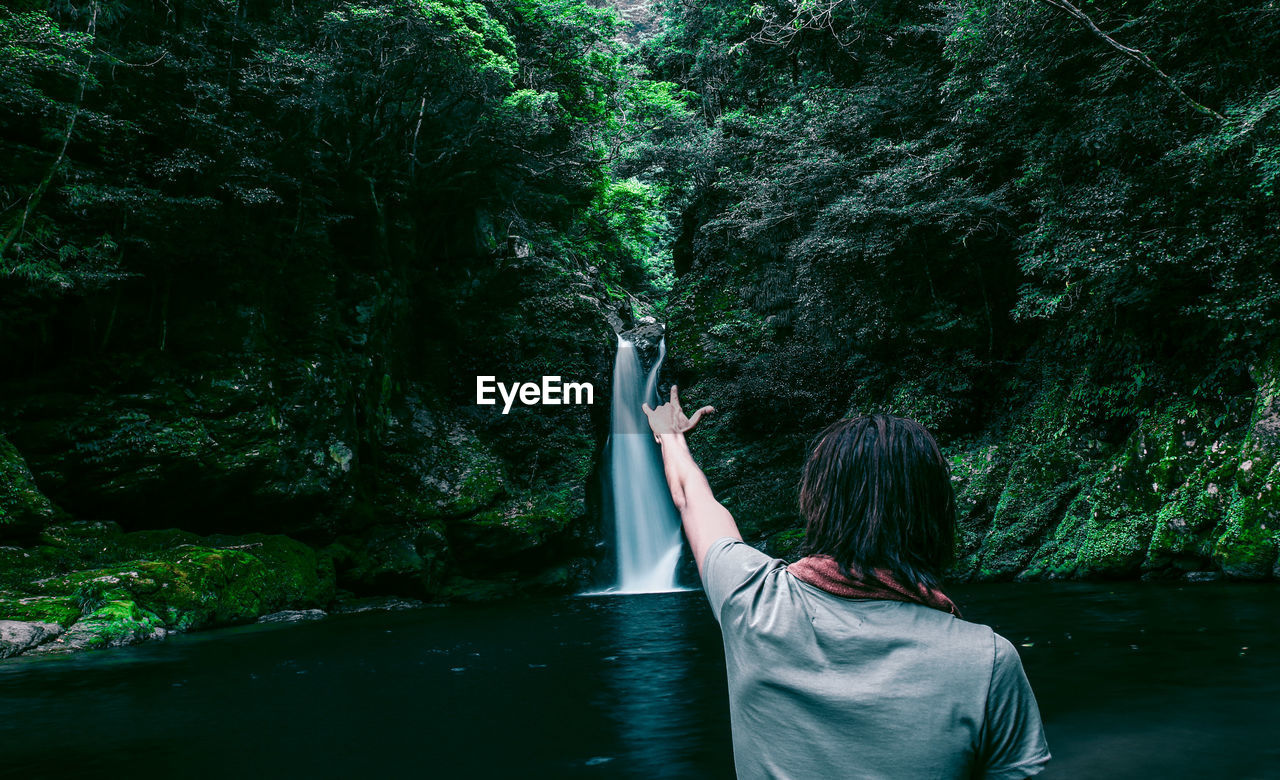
[1,583,1277,778]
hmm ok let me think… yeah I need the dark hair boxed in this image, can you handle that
[797,414,956,588]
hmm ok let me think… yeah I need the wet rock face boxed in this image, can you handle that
[325,522,448,599]
[3,359,357,538]
[619,322,666,373]
[942,382,1280,582]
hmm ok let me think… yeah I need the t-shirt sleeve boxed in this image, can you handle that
[978,633,1052,780]
[699,537,784,624]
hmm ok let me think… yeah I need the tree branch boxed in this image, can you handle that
[1,2,100,260]
[1038,0,1227,123]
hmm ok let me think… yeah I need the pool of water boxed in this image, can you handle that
[1,582,1277,778]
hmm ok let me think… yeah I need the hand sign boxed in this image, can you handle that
[641,386,715,442]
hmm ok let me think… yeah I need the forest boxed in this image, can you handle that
[2,0,1279,657]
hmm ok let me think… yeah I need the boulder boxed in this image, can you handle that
[0,620,64,658]
[330,595,429,614]
[257,609,327,623]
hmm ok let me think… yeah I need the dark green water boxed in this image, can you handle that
[1,583,1277,778]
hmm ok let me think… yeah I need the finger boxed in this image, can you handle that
[670,385,681,412]
[687,405,715,426]
[641,403,654,418]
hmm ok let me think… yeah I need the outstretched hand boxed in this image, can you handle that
[642,386,715,443]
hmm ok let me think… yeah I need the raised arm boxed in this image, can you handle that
[642,386,742,575]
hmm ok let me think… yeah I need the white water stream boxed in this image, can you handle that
[603,335,685,593]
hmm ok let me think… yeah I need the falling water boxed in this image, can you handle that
[603,334,685,593]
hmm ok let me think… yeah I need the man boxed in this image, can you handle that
[642,387,1051,780]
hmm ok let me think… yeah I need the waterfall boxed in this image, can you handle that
[603,334,685,593]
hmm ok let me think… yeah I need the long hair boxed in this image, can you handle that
[797,414,957,589]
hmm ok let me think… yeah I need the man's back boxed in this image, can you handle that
[702,537,1051,780]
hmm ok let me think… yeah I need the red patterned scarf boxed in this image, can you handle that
[787,555,962,617]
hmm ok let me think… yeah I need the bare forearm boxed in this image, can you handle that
[655,432,699,510]
[656,432,741,574]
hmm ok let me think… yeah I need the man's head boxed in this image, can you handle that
[798,414,956,588]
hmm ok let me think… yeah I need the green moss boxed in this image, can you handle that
[0,525,335,655]
[0,593,81,626]
[458,485,584,558]
[0,545,60,590]
[976,438,1083,579]
[56,598,166,651]
[38,520,126,555]
[946,442,1009,578]
[1021,403,1206,578]
[1050,504,1152,578]
[75,410,215,474]
[449,455,506,516]
[118,528,205,554]
[203,533,335,610]
[77,599,165,649]
[1145,440,1240,571]
[1213,493,1280,579]
[767,527,806,560]
[0,436,58,532]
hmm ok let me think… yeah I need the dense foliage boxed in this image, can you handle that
[643,0,1280,578]
[2,0,1280,657]
[0,0,691,615]
[1,0,680,335]
[648,0,1279,428]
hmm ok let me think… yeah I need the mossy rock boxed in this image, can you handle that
[38,520,127,550]
[202,533,336,609]
[449,486,585,564]
[0,593,81,627]
[7,363,358,536]
[0,436,59,538]
[38,599,167,653]
[1145,440,1240,571]
[975,438,1084,579]
[1206,351,1280,578]
[379,401,508,521]
[947,442,1010,578]
[326,522,448,598]
[1032,424,1174,578]
[1026,494,1152,579]
[1213,493,1280,579]
[0,545,60,591]
[0,525,334,655]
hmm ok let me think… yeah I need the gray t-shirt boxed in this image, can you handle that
[702,537,1051,780]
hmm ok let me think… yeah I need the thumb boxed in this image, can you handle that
[688,405,715,426]
[641,403,654,417]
